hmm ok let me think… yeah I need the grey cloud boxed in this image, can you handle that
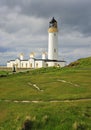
[0,47,8,52]
[0,0,91,65]
[0,0,91,36]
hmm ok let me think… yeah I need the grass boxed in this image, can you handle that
[0,57,91,129]
[0,67,91,101]
[0,101,91,130]
[67,56,91,68]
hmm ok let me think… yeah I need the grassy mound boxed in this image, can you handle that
[67,57,91,68]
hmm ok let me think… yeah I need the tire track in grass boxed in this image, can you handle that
[57,79,79,87]
[28,82,43,91]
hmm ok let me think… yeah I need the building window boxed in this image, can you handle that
[26,63,27,68]
[16,63,18,68]
[22,63,23,68]
[30,63,32,68]
[36,63,38,68]
[46,63,48,67]
[54,49,56,52]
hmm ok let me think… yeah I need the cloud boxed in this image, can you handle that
[0,0,91,65]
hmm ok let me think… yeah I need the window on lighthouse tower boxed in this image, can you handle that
[49,23,53,27]
[54,49,56,52]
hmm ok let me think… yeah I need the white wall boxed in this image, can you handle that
[35,60,46,68]
[47,61,66,67]
[48,32,58,60]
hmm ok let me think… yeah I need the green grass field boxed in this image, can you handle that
[0,57,91,130]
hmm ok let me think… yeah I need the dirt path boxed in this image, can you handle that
[0,98,91,103]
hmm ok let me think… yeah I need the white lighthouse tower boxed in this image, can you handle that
[48,17,58,60]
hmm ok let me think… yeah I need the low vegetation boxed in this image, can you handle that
[67,56,91,68]
[0,57,91,129]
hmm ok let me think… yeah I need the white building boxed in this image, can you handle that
[7,17,66,69]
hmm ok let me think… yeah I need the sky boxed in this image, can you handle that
[0,0,91,65]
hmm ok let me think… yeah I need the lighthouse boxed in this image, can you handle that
[7,17,66,69]
[48,17,58,60]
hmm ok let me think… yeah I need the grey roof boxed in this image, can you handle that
[50,17,57,23]
[45,59,66,62]
[35,59,66,62]
[7,58,66,63]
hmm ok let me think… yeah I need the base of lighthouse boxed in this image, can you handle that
[46,60,65,67]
